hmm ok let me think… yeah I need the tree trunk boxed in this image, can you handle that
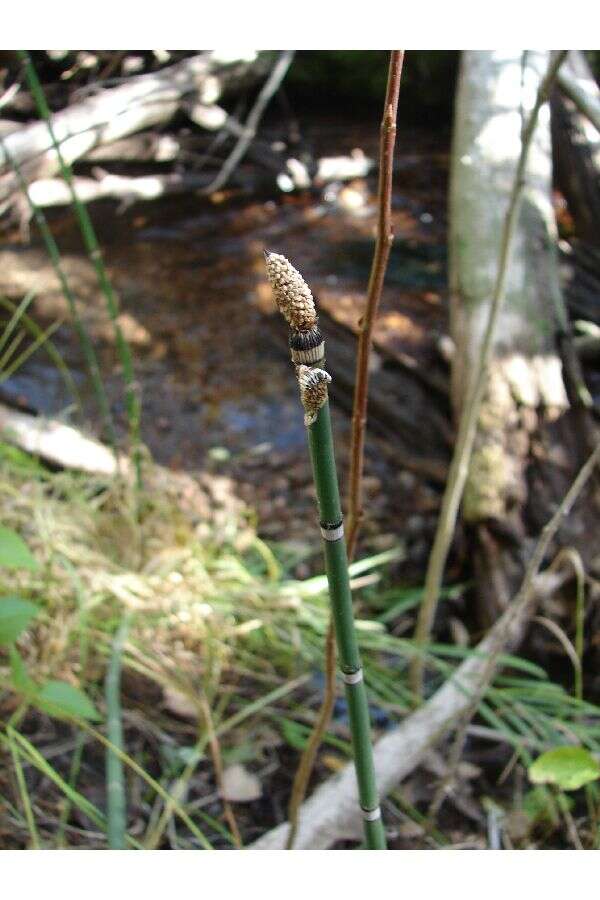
[552,50,600,249]
[450,50,598,626]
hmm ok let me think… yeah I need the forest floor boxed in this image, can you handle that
[1,122,600,849]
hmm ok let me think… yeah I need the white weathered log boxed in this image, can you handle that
[250,587,537,849]
[251,437,600,850]
[26,170,209,207]
[0,52,273,196]
[22,154,375,209]
[84,133,184,163]
[0,119,21,139]
[0,402,127,476]
[0,401,227,522]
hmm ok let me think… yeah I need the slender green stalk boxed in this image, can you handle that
[105,619,129,849]
[18,51,141,487]
[0,297,81,408]
[80,721,213,849]
[0,136,116,444]
[306,401,386,849]
[9,730,41,848]
[0,318,61,384]
[265,251,386,847]
[56,558,91,846]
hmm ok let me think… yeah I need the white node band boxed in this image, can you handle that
[342,668,363,685]
[320,522,344,542]
[291,343,325,365]
[362,806,382,822]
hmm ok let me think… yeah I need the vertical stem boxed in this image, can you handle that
[198,693,243,848]
[18,51,142,492]
[307,402,386,849]
[346,50,404,559]
[105,619,128,849]
[9,733,41,848]
[0,137,117,447]
[286,50,403,849]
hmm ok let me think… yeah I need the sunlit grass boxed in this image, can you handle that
[2,446,600,847]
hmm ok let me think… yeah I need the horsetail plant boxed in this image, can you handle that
[265,251,386,850]
[18,51,142,492]
[105,618,129,849]
[0,137,116,446]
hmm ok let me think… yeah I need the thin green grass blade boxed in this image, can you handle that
[0,296,81,407]
[5,727,106,831]
[80,722,214,850]
[0,291,35,356]
[105,618,129,848]
[8,730,41,848]
[0,318,61,384]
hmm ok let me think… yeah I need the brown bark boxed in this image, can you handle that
[552,51,600,249]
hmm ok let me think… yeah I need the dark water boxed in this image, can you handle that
[0,125,450,548]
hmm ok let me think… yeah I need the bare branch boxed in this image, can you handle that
[346,50,404,560]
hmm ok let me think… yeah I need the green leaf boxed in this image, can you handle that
[36,681,101,722]
[0,526,39,570]
[280,717,309,751]
[522,787,563,826]
[0,596,40,644]
[9,645,36,694]
[529,746,600,791]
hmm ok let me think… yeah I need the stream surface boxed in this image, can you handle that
[0,124,450,556]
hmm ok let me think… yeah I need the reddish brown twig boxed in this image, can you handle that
[346,50,404,560]
[199,693,243,848]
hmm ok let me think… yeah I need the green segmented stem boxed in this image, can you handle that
[306,401,386,849]
[105,619,129,849]
[18,51,142,491]
[0,137,116,446]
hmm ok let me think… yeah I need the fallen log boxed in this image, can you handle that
[0,51,274,204]
[250,442,600,849]
[25,170,214,207]
[21,153,375,210]
[250,581,538,849]
[0,401,231,522]
[0,401,127,475]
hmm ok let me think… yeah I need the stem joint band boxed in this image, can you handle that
[361,806,382,822]
[320,520,344,542]
[342,668,363,685]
